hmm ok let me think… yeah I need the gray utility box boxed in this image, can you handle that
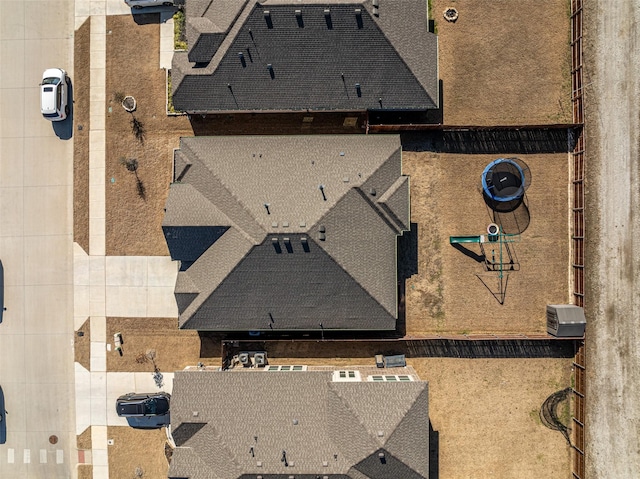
[375,354,407,368]
[547,305,586,337]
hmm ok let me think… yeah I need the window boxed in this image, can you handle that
[367,375,414,382]
[332,370,361,382]
[264,365,307,371]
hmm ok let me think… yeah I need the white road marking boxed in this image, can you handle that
[56,449,64,464]
[40,449,47,463]
[23,449,30,463]
[7,448,14,463]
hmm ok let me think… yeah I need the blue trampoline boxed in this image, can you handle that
[481,158,531,203]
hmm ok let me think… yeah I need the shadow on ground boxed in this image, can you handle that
[401,127,579,154]
[217,338,576,359]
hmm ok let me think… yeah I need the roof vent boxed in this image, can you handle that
[319,225,326,233]
[284,237,293,253]
[301,237,310,252]
[299,221,306,228]
[295,9,304,28]
[343,177,350,183]
[272,238,282,254]
[192,411,199,417]
[272,222,278,228]
[264,203,271,214]
[318,184,327,201]
[238,52,246,67]
[323,461,328,467]
[283,222,289,228]
[267,64,275,79]
[355,8,363,28]
[257,461,263,467]
[372,0,379,16]
[355,83,362,97]
[319,232,326,241]
[370,188,376,196]
[377,430,384,437]
[263,10,273,28]
[324,9,332,29]
[293,419,299,425]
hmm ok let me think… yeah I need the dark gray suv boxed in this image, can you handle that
[116,392,170,418]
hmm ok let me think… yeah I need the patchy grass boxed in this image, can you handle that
[105,318,212,372]
[77,427,92,450]
[73,18,91,253]
[433,0,572,125]
[107,427,169,479]
[402,151,569,335]
[105,14,192,256]
[411,357,572,478]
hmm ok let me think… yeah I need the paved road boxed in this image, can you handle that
[0,0,76,477]
[584,0,640,477]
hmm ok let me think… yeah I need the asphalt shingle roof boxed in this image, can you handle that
[162,135,409,331]
[168,368,429,479]
[172,0,438,112]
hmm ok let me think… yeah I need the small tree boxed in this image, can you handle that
[119,157,146,200]
[131,116,145,143]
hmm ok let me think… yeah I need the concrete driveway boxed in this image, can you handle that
[0,0,76,477]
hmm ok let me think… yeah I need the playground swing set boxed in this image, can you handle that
[449,158,530,304]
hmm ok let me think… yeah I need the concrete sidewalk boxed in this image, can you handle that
[73,1,179,477]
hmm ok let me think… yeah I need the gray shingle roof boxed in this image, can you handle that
[162,135,409,331]
[168,368,429,479]
[172,0,438,112]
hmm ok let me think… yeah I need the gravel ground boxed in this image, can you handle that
[584,0,640,477]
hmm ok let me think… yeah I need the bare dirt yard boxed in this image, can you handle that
[107,426,169,479]
[105,14,192,256]
[105,317,220,372]
[402,148,569,335]
[433,0,572,126]
[74,18,90,253]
